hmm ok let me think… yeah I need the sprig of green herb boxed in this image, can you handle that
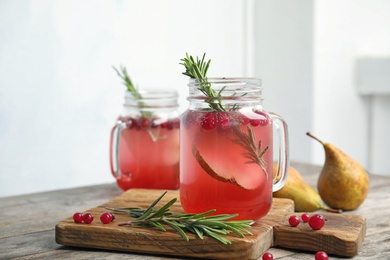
[181,53,231,183]
[179,53,270,185]
[113,65,163,141]
[113,65,151,119]
[232,125,269,177]
[107,192,253,244]
[180,53,225,111]
[191,124,269,189]
[113,65,143,100]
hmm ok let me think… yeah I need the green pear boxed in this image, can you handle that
[307,132,370,211]
[273,165,339,212]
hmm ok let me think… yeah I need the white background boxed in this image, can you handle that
[1,0,389,197]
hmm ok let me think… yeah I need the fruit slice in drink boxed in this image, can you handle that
[180,109,273,220]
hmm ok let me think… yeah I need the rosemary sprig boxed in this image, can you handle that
[107,191,254,244]
[113,65,167,142]
[179,53,270,186]
[232,125,269,178]
[180,53,225,112]
[113,65,152,119]
[113,65,143,100]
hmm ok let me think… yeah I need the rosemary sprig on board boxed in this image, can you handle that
[107,192,254,244]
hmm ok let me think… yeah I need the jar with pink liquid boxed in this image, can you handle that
[110,89,180,191]
[180,78,289,220]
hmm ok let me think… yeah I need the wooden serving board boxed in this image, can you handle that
[55,189,366,259]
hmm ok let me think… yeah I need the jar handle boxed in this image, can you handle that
[109,120,126,178]
[270,113,289,192]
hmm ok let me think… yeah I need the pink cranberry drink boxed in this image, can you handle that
[180,78,289,220]
[110,90,180,191]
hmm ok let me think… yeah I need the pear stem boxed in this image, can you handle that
[306,132,326,145]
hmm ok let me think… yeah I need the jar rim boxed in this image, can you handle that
[189,77,261,85]
[124,89,178,99]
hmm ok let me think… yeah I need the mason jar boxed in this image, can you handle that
[110,89,180,191]
[180,78,289,220]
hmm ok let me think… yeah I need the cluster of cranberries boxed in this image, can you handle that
[185,110,270,130]
[262,250,329,260]
[72,212,115,224]
[120,116,180,130]
[260,213,328,259]
[288,213,326,230]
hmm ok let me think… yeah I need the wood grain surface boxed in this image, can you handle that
[55,189,292,260]
[55,188,365,259]
[1,162,389,259]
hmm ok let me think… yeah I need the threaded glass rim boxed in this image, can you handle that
[124,89,179,108]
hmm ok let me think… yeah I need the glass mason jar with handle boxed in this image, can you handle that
[110,89,180,191]
[180,78,289,220]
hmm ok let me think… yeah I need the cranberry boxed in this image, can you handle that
[82,212,94,224]
[249,119,260,126]
[73,212,83,223]
[262,252,273,260]
[173,119,180,128]
[100,212,113,224]
[200,112,217,130]
[301,213,310,223]
[151,119,160,128]
[138,118,150,129]
[315,251,329,260]
[217,112,231,129]
[309,214,325,230]
[166,119,180,130]
[166,122,174,130]
[288,215,300,227]
[124,117,136,129]
[159,122,168,128]
[131,119,141,130]
[254,111,270,126]
[238,114,250,125]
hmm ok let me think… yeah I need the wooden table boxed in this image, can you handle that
[1,162,389,259]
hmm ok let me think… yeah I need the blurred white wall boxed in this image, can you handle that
[312,0,390,176]
[254,0,314,165]
[254,0,390,176]
[1,0,389,197]
[0,0,250,197]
